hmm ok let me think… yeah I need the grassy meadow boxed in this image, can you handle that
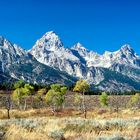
[0,83,140,140]
[0,107,140,140]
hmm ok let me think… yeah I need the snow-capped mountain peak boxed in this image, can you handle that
[0,36,26,55]
[32,31,64,52]
[0,36,26,73]
[120,44,132,51]
[0,36,13,49]
[72,42,87,51]
[43,31,60,42]
[100,44,140,68]
[30,32,83,76]
[71,42,90,59]
[119,44,136,56]
[71,42,90,55]
[115,44,138,59]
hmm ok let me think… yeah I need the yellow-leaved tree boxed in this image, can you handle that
[73,80,90,118]
[128,93,139,108]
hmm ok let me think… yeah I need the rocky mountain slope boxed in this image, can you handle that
[0,36,77,86]
[30,31,140,92]
[0,31,140,92]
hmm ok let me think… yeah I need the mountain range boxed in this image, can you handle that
[0,31,140,92]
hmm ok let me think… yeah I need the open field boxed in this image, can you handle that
[0,92,140,140]
[0,108,140,140]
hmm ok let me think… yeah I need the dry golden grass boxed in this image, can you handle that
[0,108,139,119]
[4,125,49,140]
[0,108,140,140]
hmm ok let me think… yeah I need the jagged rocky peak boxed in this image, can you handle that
[0,36,4,46]
[120,44,133,51]
[32,31,64,52]
[0,36,26,55]
[103,44,137,58]
[116,44,138,59]
[0,36,13,48]
[43,31,61,42]
[72,42,88,52]
[119,44,136,55]
[71,42,90,58]
[0,36,26,65]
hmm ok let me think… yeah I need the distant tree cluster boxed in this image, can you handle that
[1,79,139,119]
[12,80,34,110]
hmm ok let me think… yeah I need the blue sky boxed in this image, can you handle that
[0,0,140,54]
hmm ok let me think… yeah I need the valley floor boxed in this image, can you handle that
[0,108,140,140]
